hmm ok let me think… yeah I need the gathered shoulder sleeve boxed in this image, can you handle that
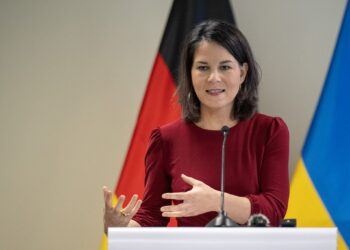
[132,128,171,226]
[246,117,290,226]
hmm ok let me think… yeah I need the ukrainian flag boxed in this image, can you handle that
[286,1,350,249]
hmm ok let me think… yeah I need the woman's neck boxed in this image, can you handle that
[195,109,238,130]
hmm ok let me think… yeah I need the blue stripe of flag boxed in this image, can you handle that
[302,1,350,246]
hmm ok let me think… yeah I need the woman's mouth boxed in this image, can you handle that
[206,89,225,96]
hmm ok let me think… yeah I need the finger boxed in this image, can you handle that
[162,211,185,218]
[103,186,113,209]
[129,199,142,217]
[181,174,200,186]
[115,195,126,212]
[123,194,139,213]
[160,203,186,213]
[162,192,187,200]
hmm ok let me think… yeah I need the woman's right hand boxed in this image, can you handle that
[103,186,142,234]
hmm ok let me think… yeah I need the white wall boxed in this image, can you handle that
[0,0,346,249]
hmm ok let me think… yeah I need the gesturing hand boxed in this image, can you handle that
[160,174,220,217]
[103,186,142,234]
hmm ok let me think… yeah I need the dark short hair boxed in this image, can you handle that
[177,20,260,122]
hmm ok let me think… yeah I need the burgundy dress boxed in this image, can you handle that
[133,113,289,227]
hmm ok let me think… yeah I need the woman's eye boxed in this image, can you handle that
[220,65,231,70]
[197,65,209,71]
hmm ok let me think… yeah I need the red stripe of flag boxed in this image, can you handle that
[115,53,180,201]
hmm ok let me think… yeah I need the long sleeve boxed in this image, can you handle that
[132,115,290,227]
[245,117,290,226]
[132,128,171,226]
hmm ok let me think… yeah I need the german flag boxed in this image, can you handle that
[101,0,235,248]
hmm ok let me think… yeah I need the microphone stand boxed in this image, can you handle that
[206,126,239,227]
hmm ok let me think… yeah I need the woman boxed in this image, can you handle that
[103,20,289,231]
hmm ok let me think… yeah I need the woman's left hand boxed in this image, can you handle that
[160,174,220,217]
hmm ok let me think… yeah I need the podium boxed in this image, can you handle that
[108,227,337,250]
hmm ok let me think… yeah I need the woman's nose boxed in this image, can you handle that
[208,70,221,83]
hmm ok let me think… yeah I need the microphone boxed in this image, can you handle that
[206,126,239,227]
[247,213,270,227]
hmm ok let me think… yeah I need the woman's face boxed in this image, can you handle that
[191,41,247,117]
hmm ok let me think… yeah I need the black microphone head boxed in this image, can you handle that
[247,213,270,227]
[221,126,230,135]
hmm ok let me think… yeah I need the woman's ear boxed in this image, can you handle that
[240,63,248,83]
